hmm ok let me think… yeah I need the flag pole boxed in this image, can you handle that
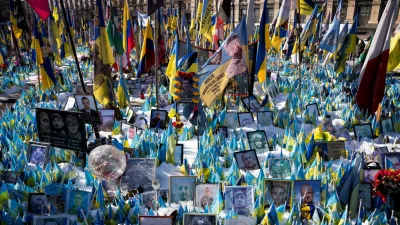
[296,0,302,95]
[154,11,160,109]
[59,0,86,94]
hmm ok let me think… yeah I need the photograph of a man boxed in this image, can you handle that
[150,110,167,129]
[224,35,247,79]
[75,94,99,123]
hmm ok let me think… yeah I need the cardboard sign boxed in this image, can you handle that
[326,141,346,160]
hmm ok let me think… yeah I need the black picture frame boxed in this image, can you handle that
[380,117,394,134]
[353,123,374,140]
[150,109,168,129]
[241,95,262,112]
[174,144,184,167]
[305,103,320,117]
[234,149,261,171]
[28,142,51,169]
[380,152,400,170]
[74,94,100,124]
[246,130,271,153]
[237,112,254,127]
[217,126,228,138]
[36,108,87,152]
[256,111,274,127]
[28,193,49,215]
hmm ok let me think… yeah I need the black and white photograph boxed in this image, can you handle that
[241,95,262,112]
[1,171,23,184]
[28,142,50,169]
[225,217,257,225]
[36,108,86,151]
[264,179,293,210]
[139,216,174,225]
[358,182,372,210]
[237,113,254,127]
[183,213,217,225]
[33,215,69,225]
[150,109,168,129]
[381,117,394,134]
[380,152,400,170]
[305,103,320,117]
[28,193,49,214]
[174,144,184,166]
[268,158,292,178]
[98,109,115,132]
[142,191,157,209]
[217,126,228,138]
[224,186,254,216]
[293,180,321,208]
[246,130,270,154]
[74,94,100,124]
[195,183,220,209]
[169,176,196,203]
[234,150,260,171]
[121,158,156,192]
[65,189,91,215]
[256,111,273,127]
[353,123,374,140]
[63,97,76,111]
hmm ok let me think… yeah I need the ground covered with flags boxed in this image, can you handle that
[1,0,400,224]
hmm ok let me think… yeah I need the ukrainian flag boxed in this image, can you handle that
[346,15,358,54]
[32,17,44,66]
[271,0,290,51]
[137,19,155,76]
[94,0,114,65]
[9,0,23,39]
[166,35,179,79]
[388,30,400,72]
[117,75,129,108]
[255,0,271,83]
[300,0,315,15]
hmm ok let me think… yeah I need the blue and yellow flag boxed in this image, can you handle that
[200,0,213,42]
[94,0,114,65]
[271,0,290,51]
[137,18,155,76]
[255,0,271,83]
[197,19,248,107]
[346,15,358,54]
[300,0,315,15]
[117,76,129,108]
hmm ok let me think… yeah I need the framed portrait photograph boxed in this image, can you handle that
[195,183,220,209]
[268,158,292,178]
[225,112,238,129]
[224,186,254,216]
[358,182,372,210]
[45,194,65,214]
[28,142,51,169]
[169,176,196,203]
[63,97,76,111]
[28,193,49,214]
[363,169,380,183]
[65,189,91,215]
[381,117,394,134]
[150,109,168,129]
[139,216,174,225]
[380,152,400,170]
[130,88,141,99]
[264,179,293,210]
[293,180,321,207]
[225,217,257,225]
[246,130,270,154]
[234,150,260,171]
[353,123,373,140]
[256,111,273,127]
[237,112,254,127]
[241,95,262,112]
[121,158,156,192]
[0,171,24,184]
[36,108,87,151]
[33,215,69,225]
[98,109,115,132]
[142,191,157,210]
[217,126,228,138]
[305,103,320,117]
[74,94,100,124]
[121,122,137,139]
[159,189,168,203]
[174,144,184,166]
[183,213,217,225]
